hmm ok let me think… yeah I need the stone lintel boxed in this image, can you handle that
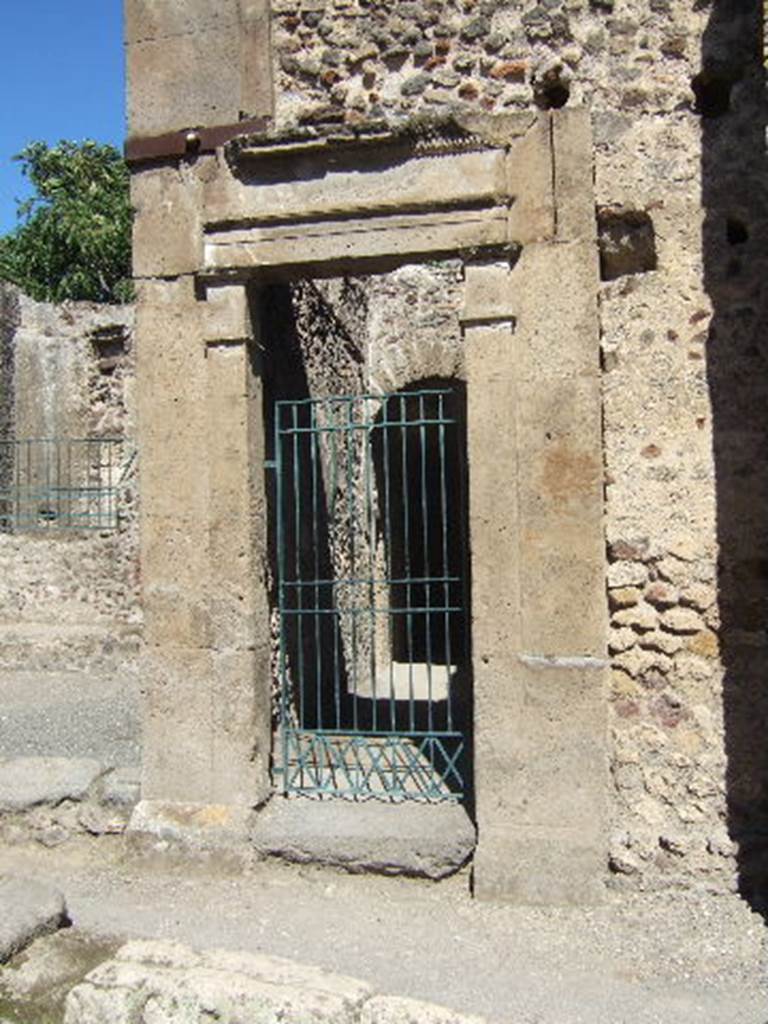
[204,207,511,275]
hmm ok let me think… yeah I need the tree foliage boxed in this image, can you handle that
[0,140,132,304]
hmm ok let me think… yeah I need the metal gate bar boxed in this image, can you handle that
[274,388,468,802]
[0,437,126,531]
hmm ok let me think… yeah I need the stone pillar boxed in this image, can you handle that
[466,110,608,904]
[131,157,272,834]
[203,283,271,807]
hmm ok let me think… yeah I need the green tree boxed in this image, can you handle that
[0,140,132,304]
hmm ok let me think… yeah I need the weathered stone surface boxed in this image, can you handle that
[64,940,373,1024]
[129,800,252,852]
[0,758,103,812]
[660,607,704,635]
[611,603,658,632]
[251,799,476,879]
[361,996,487,1024]
[0,876,67,963]
[101,766,142,808]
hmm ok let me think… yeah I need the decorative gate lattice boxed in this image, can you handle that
[274,388,469,802]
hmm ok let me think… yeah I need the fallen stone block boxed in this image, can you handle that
[63,939,373,1024]
[0,758,103,812]
[250,798,476,879]
[0,876,67,963]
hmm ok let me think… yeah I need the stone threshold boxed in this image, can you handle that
[129,796,477,880]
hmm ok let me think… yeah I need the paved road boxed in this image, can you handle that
[0,670,140,766]
[0,839,765,1024]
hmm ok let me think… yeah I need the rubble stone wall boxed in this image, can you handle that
[0,290,140,675]
[268,0,768,896]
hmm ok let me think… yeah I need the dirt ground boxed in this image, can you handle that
[0,836,765,1024]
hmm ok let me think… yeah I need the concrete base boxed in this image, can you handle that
[250,797,476,879]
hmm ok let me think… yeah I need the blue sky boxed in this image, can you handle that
[0,2,125,233]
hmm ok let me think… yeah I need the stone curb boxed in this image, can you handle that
[63,939,488,1024]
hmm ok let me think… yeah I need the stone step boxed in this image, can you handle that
[0,622,139,674]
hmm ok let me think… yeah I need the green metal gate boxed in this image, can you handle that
[273,387,469,802]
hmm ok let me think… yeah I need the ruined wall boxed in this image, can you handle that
[269,0,767,897]
[0,290,140,675]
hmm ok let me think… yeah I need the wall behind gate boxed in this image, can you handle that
[0,286,141,679]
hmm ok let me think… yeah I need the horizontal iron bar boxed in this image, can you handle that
[280,605,463,615]
[286,729,464,738]
[275,389,452,408]
[276,416,455,435]
[281,575,460,588]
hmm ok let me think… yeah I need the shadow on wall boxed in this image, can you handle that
[702,0,768,913]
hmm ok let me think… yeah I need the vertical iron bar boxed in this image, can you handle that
[365,396,377,731]
[438,392,453,732]
[346,398,358,732]
[276,403,288,792]
[401,395,414,733]
[419,393,433,734]
[382,397,395,732]
[330,402,341,730]
[311,401,322,731]
[292,403,303,729]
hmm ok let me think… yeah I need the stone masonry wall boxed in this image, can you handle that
[269,0,768,897]
[0,290,140,676]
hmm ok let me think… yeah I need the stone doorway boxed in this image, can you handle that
[134,109,607,902]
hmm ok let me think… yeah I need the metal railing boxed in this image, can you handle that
[273,387,470,802]
[0,437,130,531]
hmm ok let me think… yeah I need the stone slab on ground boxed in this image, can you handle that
[0,876,67,963]
[250,798,476,879]
[63,939,376,1024]
[0,758,103,812]
[63,939,488,1024]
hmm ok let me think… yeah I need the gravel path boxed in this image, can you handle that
[0,838,765,1024]
[0,670,140,766]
